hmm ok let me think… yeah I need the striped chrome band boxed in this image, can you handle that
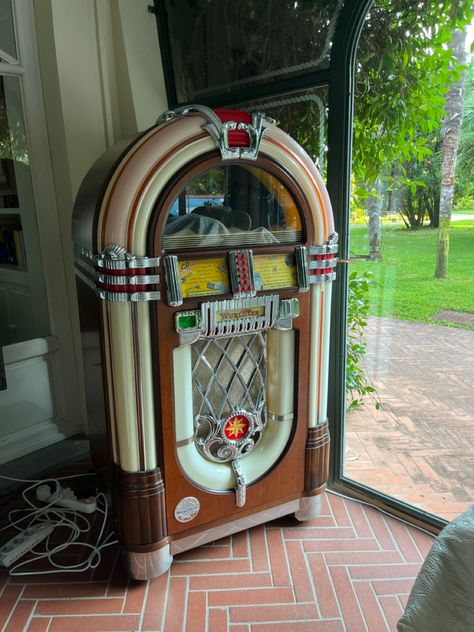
[176,436,195,448]
[267,412,294,422]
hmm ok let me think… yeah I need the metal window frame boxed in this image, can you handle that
[149,0,446,532]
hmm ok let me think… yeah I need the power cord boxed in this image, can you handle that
[0,473,118,576]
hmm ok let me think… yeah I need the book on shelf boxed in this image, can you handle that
[0,222,26,270]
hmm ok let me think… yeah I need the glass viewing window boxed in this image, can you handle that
[162,164,303,250]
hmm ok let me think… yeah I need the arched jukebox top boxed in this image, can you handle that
[73,106,338,579]
[73,105,336,270]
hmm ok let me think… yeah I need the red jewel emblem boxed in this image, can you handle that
[224,414,250,441]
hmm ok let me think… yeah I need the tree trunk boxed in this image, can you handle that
[366,177,383,260]
[435,29,467,278]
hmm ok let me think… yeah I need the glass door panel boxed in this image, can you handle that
[0,74,50,345]
[344,220,474,522]
[342,1,474,521]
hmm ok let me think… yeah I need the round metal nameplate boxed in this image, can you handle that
[174,496,200,523]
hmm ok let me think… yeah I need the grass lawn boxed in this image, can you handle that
[349,219,474,327]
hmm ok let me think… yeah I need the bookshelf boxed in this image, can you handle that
[0,158,25,270]
[0,157,30,345]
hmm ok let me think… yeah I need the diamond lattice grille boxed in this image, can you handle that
[191,333,266,421]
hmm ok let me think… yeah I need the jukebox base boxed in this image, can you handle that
[126,544,173,581]
[122,494,324,580]
[295,494,324,522]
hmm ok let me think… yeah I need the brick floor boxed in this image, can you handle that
[0,491,433,631]
[3,315,469,629]
[346,316,474,521]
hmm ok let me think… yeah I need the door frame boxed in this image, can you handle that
[150,0,445,531]
[0,0,83,463]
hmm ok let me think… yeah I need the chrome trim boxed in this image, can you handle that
[193,334,266,422]
[295,246,309,292]
[176,436,195,448]
[97,273,161,285]
[179,330,203,346]
[95,256,161,270]
[274,298,300,331]
[96,289,161,302]
[95,244,161,270]
[156,105,268,161]
[208,111,267,161]
[163,255,183,307]
[308,259,336,270]
[194,408,265,463]
[200,295,279,337]
[267,412,294,422]
[192,333,267,468]
[74,244,161,270]
[295,495,324,522]
[309,272,337,284]
[278,298,299,320]
[308,243,339,256]
[126,545,172,581]
[232,459,246,507]
[274,318,293,331]
[73,244,161,302]
[156,104,223,130]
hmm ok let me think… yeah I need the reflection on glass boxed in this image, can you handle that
[0,75,50,345]
[241,86,329,179]
[164,0,343,101]
[0,0,17,61]
[163,164,303,250]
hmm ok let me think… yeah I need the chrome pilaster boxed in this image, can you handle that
[163,255,183,307]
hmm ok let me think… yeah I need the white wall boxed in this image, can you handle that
[33,0,168,430]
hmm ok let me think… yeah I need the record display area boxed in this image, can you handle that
[73,106,337,580]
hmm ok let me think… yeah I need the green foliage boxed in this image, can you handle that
[397,129,443,228]
[346,271,380,410]
[352,1,474,227]
[0,78,28,165]
[454,195,474,209]
[457,60,474,201]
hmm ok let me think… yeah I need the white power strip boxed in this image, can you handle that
[0,522,55,567]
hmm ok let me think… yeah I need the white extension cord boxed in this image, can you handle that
[0,473,118,576]
[36,483,97,513]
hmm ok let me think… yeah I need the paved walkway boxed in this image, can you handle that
[345,316,474,521]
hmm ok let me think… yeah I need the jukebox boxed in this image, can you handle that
[73,106,337,580]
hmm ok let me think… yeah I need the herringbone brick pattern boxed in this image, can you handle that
[0,492,433,631]
[346,316,474,521]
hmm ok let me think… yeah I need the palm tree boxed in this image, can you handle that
[434,28,468,279]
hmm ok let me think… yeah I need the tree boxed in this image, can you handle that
[353,1,474,256]
[456,60,474,206]
[434,28,468,279]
